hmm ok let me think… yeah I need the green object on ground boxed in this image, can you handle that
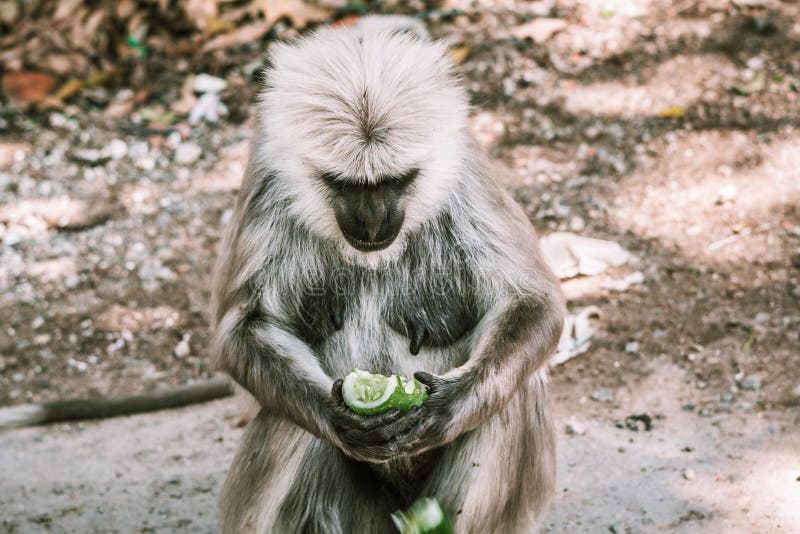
[342,369,428,415]
[391,497,453,534]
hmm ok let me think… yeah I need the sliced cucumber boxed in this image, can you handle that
[342,369,428,415]
[391,497,453,534]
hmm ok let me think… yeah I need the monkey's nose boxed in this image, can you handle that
[357,194,387,242]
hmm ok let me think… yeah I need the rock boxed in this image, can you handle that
[719,392,734,404]
[738,375,761,391]
[682,468,696,480]
[69,148,111,166]
[753,312,770,323]
[104,139,128,160]
[189,92,228,124]
[792,385,800,398]
[591,388,614,402]
[0,142,30,169]
[174,334,191,358]
[67,358,88,372]
[175,142,202,165]
[624,341,640,354]
[193,74,227,94]
[565,419,586,436]
[624,413,652,431]
[569,215,585,232]
[31,316,45,329]
[715,184,737,204]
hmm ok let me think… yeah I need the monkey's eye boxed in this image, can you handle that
[401,168,420,184]
[320,172,352,192]
[385,168,419,186]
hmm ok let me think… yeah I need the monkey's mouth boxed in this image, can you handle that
[341,230,400,252]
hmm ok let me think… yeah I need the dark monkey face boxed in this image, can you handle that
[323,169,419,252]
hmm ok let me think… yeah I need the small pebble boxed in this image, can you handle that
[174,334,191,358]
[174,142,202,165]
[193,73,227,93]
[683,468,696,480]
[738,375,761,391]
[565,419,586,436]
[591,388,614,402]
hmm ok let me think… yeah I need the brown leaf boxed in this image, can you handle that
[53,0,83,20]
[1,71,56,106]
[182,0,219,31]
[448,44,471,65]
[115,0,136,19]
[54,78,84,101]
[202,22,270,51]
[511,18,568,43]
[331,15,360,28]
[250,0,331,30]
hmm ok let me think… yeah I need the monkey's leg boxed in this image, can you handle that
[220,409,400,534]
[421,375,556,534]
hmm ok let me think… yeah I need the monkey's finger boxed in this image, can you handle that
[363,406,423,444]
[331,379,344,402]
[413,371,442,391]
[392,416,436,454]
[332,407,402,432]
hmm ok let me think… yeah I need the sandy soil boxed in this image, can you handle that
[2,360,798,533]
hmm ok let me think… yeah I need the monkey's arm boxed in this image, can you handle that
[395,277,565,456]
[216,302,418,462]
[215,303,335,439]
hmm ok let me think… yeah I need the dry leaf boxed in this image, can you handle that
[250,0,331,30]
[732,71,766,95]
[202,22,271,51]
[54,78,83,100]
[448,45,471,65]
[206,17,235,35]
[182,0,219,31]
[1,71,56,105]
[331,15,361,28]
[53,0,83,20]
[658,105,685,118]
[116,0,137,19]
[511,18,568,43]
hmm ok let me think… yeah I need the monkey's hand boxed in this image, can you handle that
[328,379,427,463]
[382,371,463,457]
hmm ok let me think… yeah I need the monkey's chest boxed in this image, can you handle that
[290,270,481,357]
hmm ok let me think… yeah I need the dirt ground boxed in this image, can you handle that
[1,0,799,532]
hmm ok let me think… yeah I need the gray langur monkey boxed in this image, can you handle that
[211,25,566,534]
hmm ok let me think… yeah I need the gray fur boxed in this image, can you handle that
[212,26,565,533]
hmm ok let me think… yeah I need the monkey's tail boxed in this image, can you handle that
[0,378,233,430]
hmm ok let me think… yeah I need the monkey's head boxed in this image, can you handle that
[258,27,469,263]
